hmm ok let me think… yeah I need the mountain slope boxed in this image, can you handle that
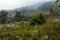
[15,1,55,13]
[7,1,55,16]
[38,1,55,11]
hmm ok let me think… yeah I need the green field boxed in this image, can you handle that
[0,20,60,40]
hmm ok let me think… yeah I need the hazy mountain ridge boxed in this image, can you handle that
[15,1,54,12]
[7,1,55,17]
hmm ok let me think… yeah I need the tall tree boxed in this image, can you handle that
[55,0,60,10]
[0,10,8,24]
[14,11,23,22]
[54,0,60,17]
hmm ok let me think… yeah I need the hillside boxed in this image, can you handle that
[7,1,55,17]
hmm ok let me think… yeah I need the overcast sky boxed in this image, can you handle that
[0,0,54,10]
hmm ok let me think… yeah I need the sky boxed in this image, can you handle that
[0,0,53,10]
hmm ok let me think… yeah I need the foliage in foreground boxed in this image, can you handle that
[0,20,60,40]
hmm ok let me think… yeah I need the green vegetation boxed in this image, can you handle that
[0,12,60,40]
[0,10,8,24]
[0,0,60,40]
[0,20,60,40]
[14,11,24,22]
[30,13,46,25]
[55,0,60,17]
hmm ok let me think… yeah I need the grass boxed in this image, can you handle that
[0,20,60,40]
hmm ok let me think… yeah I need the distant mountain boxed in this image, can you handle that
[7,1,55,16]
[11,2,43,12]
[38,1,55,11]
[13,1,55,12]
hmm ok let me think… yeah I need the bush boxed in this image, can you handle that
[30,13,46,25]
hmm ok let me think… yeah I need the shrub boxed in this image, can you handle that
[30,13,46,25]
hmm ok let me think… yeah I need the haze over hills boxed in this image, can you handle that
[7,1,55,16]
[0,0,55,10]
[13,1,55,11]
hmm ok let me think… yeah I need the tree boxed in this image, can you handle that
[36,13,46,24]
[0,10,8,24]
[14,11,23,22]
[55,0,60,11]
[54,0,60,17]
[55,0,59,4]
[30,13,46,25]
